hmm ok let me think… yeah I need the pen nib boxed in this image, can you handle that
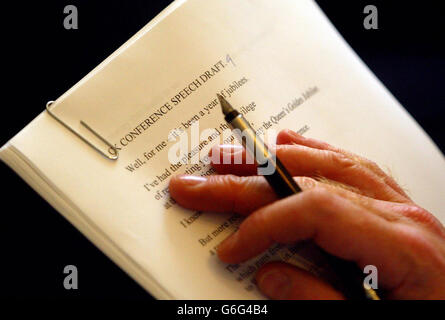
[217,93,235,115]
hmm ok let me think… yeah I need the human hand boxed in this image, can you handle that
[169,129,445,299]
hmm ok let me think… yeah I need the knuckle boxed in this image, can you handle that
[404,206,433,221]
[221,173,242,187]
[209,174,241,196]
[298,188,345,227]
[358,157,386,176]
[220,174,243,195]
[329,151,357,171]
[210,174,253,213]
[303,187,336,208]
[401,205,445,235]
[365,159,381,171]
[210,174,241,189]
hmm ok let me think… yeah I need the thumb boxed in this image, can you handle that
[255,262,344,300]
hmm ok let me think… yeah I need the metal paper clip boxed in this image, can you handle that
[46,101,119,160]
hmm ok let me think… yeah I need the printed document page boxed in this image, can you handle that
[3,0,445,299]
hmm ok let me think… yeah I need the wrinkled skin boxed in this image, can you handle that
[169,129,445,299]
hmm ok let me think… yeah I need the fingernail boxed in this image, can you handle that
[177,175,207,186]
[258,270,291,299]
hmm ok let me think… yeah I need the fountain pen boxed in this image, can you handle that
[217,93,380,300]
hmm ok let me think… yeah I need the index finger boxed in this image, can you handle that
[217,188,412,290]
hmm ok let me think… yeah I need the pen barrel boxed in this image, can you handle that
[228,114,301,197]
[228,114,377,300]
[260,157,302,197]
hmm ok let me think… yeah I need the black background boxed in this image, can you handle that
[0,0,443,300]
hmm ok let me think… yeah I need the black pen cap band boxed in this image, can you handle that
[224,110,240,122]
